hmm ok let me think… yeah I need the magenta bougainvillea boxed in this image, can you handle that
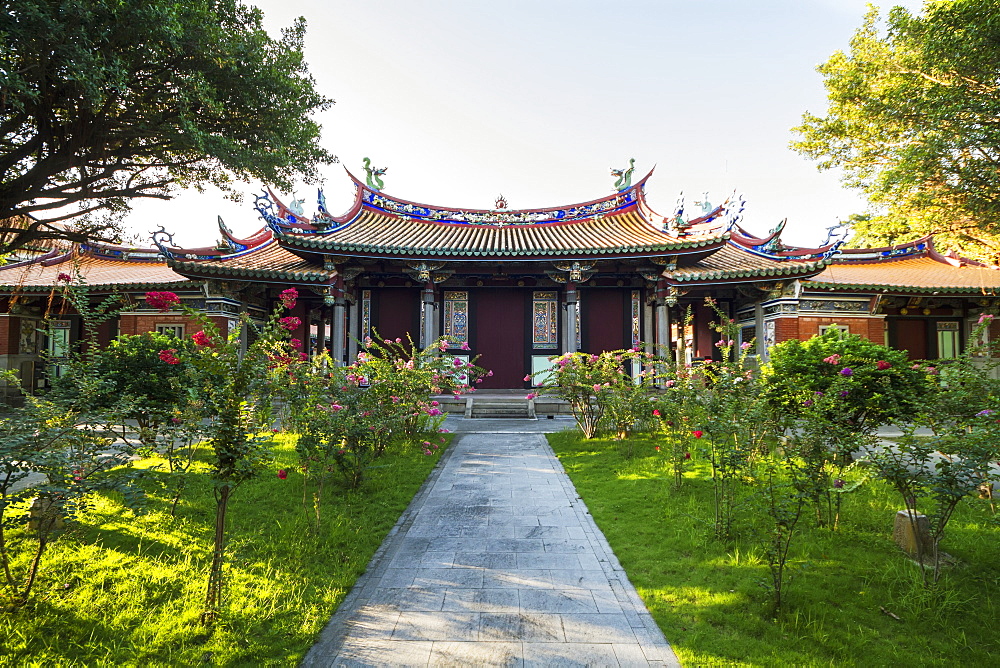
[146,291,181,312]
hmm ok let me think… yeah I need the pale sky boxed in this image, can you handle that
[124,0,925,250]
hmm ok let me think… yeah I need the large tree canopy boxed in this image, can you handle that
[0,0,334,254]
[792,0,1000,262]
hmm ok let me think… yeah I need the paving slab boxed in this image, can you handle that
[302,421,680,667]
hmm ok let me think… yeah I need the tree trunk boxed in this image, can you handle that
[202,484,231,625]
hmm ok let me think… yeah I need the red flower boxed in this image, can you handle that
[57,272,72,283]
[191,330,214,347]
[876,360,892,370]
[279,287,298,309]
[279,316,302,331]
[655,446,660,451]
[145,291,181,312]
[277,469,288,480]
[158,349,180,365]
[685,452,691,459]
[692,430,703,439]
[652,409,661,417]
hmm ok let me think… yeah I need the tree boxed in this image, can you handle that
[0,0,335,254]
[792,1,1000,262]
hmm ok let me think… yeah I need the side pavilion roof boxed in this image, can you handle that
[804,237,1000,295]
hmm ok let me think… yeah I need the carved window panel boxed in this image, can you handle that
[631,290,641,349]
[361,290,372,342]
[443,291,469,348]
[532,291,559,349]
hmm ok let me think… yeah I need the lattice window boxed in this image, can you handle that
[443,291,469,348]
[532,291,559,349]
[156,324,185,338]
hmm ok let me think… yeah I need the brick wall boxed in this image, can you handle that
[118,313,214,337]
[792,316,886,343]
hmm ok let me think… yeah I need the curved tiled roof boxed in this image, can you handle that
[806,255,1000,294]
[0,250,189,290]
[262,169,731,261]
[169,238,336,284]
[276,208,726,260]
[665,243,830,285]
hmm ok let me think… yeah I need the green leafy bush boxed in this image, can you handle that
[763,327,928,430]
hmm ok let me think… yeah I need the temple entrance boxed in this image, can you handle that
[580,288,626,354]
[472,288,526,389]
[373,288,420,344]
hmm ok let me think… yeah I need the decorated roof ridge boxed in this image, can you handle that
[832,235,994,269]
[150,224,276,263]
[347,166,654,223]
[730,220,784,246]
[217,215,273,252]
[661,239,833,286]
[632,186,730,238]
[0,247,66,273]
[259,168,687,237]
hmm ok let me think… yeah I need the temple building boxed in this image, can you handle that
[2,164,999,396]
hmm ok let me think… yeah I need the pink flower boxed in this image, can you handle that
[979,313,994,325]
[191,330,214,347]
[423,449,433,455]
[665,379,676,388]
[279,316,301,331]
[57,272,72,283]
[145,291,181,312]
[876,360,891,370]
[279,288,298,309]
[330,404,343,411]
[277,469,288,479]
[438,428,450,433]
[823,354,842,364]
[740,341,752,350]
[460,341,470,350]
[486,370,493,377]
[589,354,599,363]
[290,338,302,350]
[592,384,602,393]
[453,358,464,367]
[439,340,450,351]
[526,393,537,400]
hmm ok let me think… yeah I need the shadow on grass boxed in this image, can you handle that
[548,430,1000,667]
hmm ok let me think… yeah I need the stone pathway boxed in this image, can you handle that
[302,420,680,667]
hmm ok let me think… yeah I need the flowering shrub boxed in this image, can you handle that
[145,289,298,624]
[763,326,927,431]
[91,332,193,444]
[284,333,485,492]
[530,350,652,439]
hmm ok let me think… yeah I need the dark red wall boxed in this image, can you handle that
[472,288,525,389]
[375,289,419,343]
[893,319,927,360]
[581,289,625,354]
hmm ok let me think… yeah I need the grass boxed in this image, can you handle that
[548,430,1000,667]
[0,432,451,666]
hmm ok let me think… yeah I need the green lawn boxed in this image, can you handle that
[548,431,1000,667]
[0,433,450,667]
